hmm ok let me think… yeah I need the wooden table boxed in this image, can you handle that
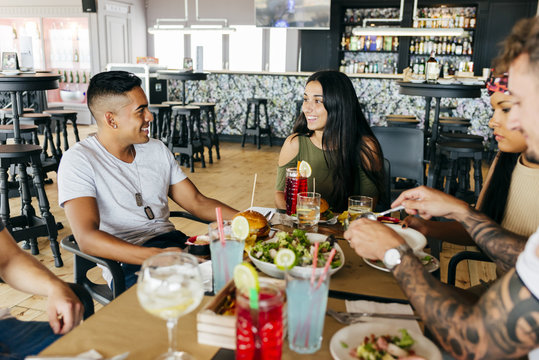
[157,70,208,105]
[41,286,349,359]
[0,73,60,143]
[397,81,483,188]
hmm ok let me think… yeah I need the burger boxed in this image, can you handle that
[320,198,334,221]
[233,210,270,238]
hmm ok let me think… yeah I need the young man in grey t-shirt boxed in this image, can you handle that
[58,71,238,288]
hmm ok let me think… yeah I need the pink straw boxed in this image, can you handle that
[215,207,225,246]
[310,242,320,287]
[316,248,337,289]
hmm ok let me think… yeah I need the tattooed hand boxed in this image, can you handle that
[392,255,539,360]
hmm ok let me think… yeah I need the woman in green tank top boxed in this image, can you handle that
[275,70,385,212]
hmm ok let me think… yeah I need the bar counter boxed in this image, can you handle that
[166,70,492,142]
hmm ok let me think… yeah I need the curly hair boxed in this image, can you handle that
[495,16,539,74]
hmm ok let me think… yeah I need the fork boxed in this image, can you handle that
[327,308,420,325]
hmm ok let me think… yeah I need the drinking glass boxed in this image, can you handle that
[284,167,308,215]
[208,220,245,293]
[296,192,321,231]
[236,278,284,360]
[286,271,330,354]
[347,195,373,221]
[137,252,204,360]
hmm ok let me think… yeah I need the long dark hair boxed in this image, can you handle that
[293,70,385,211]
[478,152,519,223]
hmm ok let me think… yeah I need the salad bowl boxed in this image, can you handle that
[249,231,345,279]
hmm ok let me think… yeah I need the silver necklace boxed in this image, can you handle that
[129,146,155,220]
[95,135,154,220]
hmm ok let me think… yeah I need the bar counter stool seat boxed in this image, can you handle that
[148,104,172,142]
[0,144,61,267]
[169,105,206,173]
[43,109,80,154]
[190,102,220,163]
[0,108,34,123]
[241,98,272,149]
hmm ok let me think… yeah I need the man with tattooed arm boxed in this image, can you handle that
[345,17,539,360]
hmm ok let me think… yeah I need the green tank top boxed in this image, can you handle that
[275,135,378,209]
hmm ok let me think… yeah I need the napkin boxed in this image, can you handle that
[345,300,422,334]
[199,260,213,292]
[26,349,129,360]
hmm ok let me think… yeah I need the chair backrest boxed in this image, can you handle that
[371,126,425,186]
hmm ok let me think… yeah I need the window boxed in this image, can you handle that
[229,25,263,71]
[190,28,223,71]
[269,28,287,72]
[153,30,184,69]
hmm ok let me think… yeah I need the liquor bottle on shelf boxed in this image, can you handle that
[376,36,383,51]
[470,9,476,28]
[365,36,371,52]
[75,71,80,84]
[419,58,425,75]
[393,37,399,52]
[426,51,439,83]
[358,36,365,51]
[413,59,420,74]
[410,38,415,54]
[73,49,79,62]
[341,35,346,51]
[82,71,88,84]
[350,35,358,51]
[69,71,74,83]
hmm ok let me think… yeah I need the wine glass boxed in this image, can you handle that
[137,252,204,360]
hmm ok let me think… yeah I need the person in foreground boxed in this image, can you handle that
[345,17,539,360]
[58,71,238,288]
[0,223,83,359]
[275,70,384,212]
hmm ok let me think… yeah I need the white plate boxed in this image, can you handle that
[1,70,21,75]
[409,79,425,84]
[330,322,442,360]
[363,250,440,273]
[437,78,455,85]
[249,233,345,279]
[384,223,426,252]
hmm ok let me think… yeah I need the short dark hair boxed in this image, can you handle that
[87,71,142,117]
[496,16,539,74]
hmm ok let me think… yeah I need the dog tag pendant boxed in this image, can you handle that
[135,193,143,207]
[144,206,155,220]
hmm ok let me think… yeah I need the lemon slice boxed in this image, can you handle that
[234,262,259,294]
[231,215,249,241]
[298,160,312,178]
[274,248,296,270]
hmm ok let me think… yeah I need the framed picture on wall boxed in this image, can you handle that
[1,52,20,74]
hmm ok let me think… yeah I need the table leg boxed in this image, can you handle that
[10,92,21,144]
[182,80,187,105]
[427,98,441,187]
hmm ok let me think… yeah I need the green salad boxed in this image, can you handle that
[250,229,342,268]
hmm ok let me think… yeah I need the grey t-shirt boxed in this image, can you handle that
[58,136,187,245]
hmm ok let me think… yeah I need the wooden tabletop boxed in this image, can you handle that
[41,286,349,359]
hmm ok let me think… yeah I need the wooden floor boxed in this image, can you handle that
[0,124,496,321]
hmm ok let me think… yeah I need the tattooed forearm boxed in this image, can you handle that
[457,208,527,272]
[393,253,539,360]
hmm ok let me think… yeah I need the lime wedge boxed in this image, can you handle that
[231,215,250,241]
[298,160,312,178]
[233,262,259,294]
[274,248,296,270]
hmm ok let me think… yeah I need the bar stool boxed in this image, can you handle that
[0,124,39,145]
[190,102,220,163]
[386,114,420,128]
[241,98,272,149]
[19,113,61,174]
[168,105,205,173]
[439,117,471,134]
[148,104,172,142]
[432,141,484,202]
[0,107,34,124]
[44,110,80,154]
[0,144,62,267]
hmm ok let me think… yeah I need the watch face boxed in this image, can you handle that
[383,248,401,269]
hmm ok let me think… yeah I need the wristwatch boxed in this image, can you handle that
[383,244,411,270]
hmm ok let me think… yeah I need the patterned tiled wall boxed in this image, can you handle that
[167,72,493,142]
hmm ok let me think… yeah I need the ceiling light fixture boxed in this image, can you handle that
[148,0,236,34]
[352,0,466,37]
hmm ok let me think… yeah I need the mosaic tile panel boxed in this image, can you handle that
[167,72,493,143]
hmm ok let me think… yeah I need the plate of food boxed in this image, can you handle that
[363,250,439,273]
[437,78,455,85]
[410,79,425,84]
[330,323,442,360]
[249,229,344,279]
